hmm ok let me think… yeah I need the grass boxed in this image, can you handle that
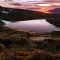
[0,25,60,60]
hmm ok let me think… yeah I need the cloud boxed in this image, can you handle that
[0,0,60,10]
[9,0,39,2]
[0,0,60,3]
[10,3,21,6]
[39,0,60,2]
[0,0,58,2]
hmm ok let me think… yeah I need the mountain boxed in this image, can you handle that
[0,6,60,22]
[0,6,45,21]
[48,8,60,14]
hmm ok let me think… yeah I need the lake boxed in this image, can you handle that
[2,19,60,33]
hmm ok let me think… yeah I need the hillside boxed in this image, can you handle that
[0,25,40,39]
[0,25,60,60]
[0,6,44,21]
[46,18,60,28]
[0,6,60,21]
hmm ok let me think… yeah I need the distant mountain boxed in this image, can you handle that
[48,8,60,14]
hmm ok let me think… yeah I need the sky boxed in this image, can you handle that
[0,0,60,12]
[0,0,60,5]
[0,0,60,2]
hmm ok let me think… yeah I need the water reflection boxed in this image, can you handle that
[2,20,12,25]
[3,19,60,33]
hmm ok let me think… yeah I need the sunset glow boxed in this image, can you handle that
[42,7,45,10]
[37,4,52,6]
[0,0,60,13]
[39,6,60,12]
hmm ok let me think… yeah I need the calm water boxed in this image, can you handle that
[2,19,60,33]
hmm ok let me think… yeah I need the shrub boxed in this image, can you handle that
[0,44,5,52]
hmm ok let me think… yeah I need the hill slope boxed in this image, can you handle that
[0,6,60,21]
[46,18,60,28]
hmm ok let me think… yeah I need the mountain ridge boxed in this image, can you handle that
[48,8,60,14]
[0,6,60,21]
